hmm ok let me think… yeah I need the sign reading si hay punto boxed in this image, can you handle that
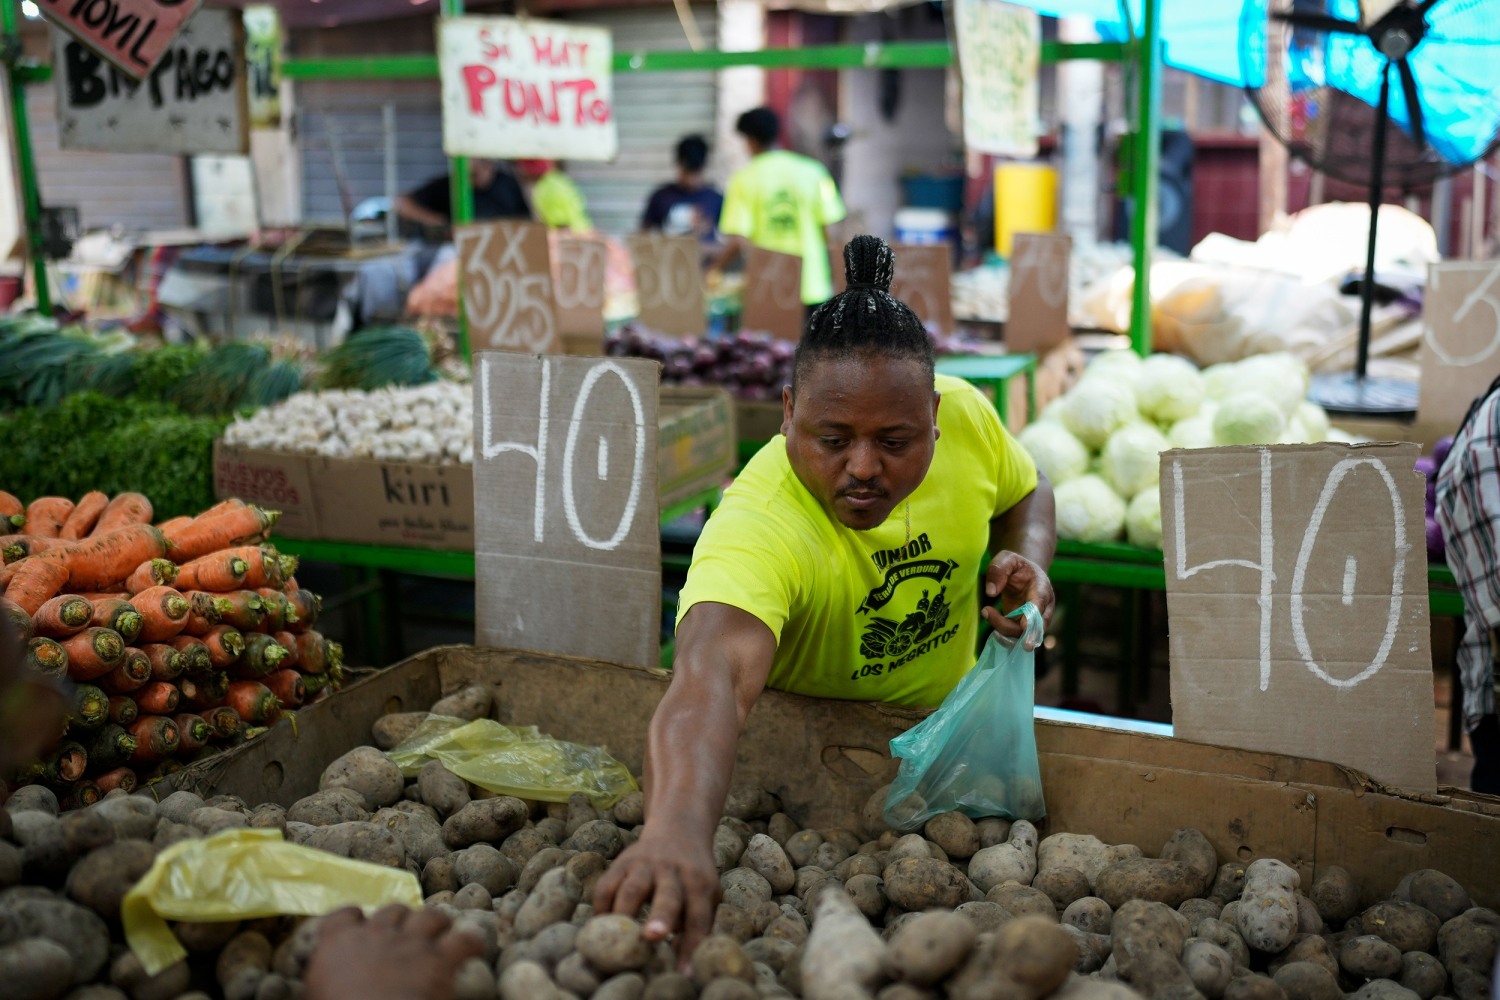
[54,6,248,155]
[439,16,616,161]
[1161,443,1435,793]
[474,354,662,669]
[34,0,203,79]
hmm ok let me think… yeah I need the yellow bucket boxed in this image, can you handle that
[994,163,1059,258]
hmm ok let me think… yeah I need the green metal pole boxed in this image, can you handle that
[2,0,51,314]
[1128,0,1162,358]
[440,0,473,362]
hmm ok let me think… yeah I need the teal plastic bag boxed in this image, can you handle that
[883,603,1046,831]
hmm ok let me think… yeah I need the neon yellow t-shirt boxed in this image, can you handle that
[676,375,1038,706]
[532,170,592,232]
[719,150,846,305]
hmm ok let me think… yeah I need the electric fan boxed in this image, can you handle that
[1240,0,1500,415]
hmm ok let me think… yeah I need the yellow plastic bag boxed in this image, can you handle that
[387,715,638,808]
[123,828,422,975]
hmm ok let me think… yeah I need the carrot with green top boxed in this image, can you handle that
[0,490,24,530]
[68,683,110,730]
[98,649,151,694]
[4,558,68,615]
[32,594,94,639]
[288,587,324,632]
[200,499,248,518]
[61,627,125,681]
[125,559,177,595]
[233,632,288,678]
[25,497,74,539]
[226,680,280,725]
[60,491,109,541]
[86,723,139,771]
[272,630,300,668]
[1,535,65,563]
[89,597,143,644]
[173,713,211,752]
[174,551,250,593]
[264,669,306,708]
[129,585,190,642]
[205,705,242,740]
[127,715,180,763]
[7,524,170,593]
[139,643,185,680]
[106,694,139,726]
[91,493,153,536]
[179,669,228,708]
[94,767,136,794]
[216,545,283,589]
[156,515,192,533]
[133,681,180,716]
[181,592,230,635]
[162,505,277,562]
[254,589,296,632]
[13,741,87,786]
[168,635,212,675]
[201,625,244,669]
[217,591,266,632]
[25,636,66,679]
[296,631,342,675]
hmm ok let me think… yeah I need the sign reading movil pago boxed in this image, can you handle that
[439,15,617,161]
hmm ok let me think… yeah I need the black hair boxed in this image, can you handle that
[676,134,709,172]
[792,235,934,394]
[736,107,780,148]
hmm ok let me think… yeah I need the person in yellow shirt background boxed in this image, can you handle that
[594,234,1056,963]
[518,159,592,232]
[712,106,847,312]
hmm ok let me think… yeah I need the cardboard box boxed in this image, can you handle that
[735,401,785,448]
[659,386,736,509]
[211,442,320,539]
[213,387,733,552]
[310,457,478,550]
[162,644,1500,908]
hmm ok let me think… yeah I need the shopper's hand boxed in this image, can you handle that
[593,826,721,971]
[982,551,1055,647]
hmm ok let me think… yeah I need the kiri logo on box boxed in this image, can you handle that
[381,467,455,508]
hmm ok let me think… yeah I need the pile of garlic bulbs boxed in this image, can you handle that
[221,382,473,464]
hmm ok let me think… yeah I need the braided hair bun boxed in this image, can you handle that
[792,234,933,392]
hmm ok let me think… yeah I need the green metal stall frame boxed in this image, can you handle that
[0,1,1163,356]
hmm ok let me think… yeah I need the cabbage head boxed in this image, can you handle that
[1101,423,1170,499]
[1134,354,1204,423]
[1061,379,1138,450]
[1054,474,1127,543]
[1167,411,1217,450]
[1296,401,1330,442]
[1085,349,1144,388]
[1233,352,1309,417]
[1017,422,1090,485]
[1201,363,1240,400]
[1213,392,1285,445]
[1125,489,1163,550]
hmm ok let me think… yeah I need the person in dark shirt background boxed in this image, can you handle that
[396,159,531,233]
[640,134,724,248]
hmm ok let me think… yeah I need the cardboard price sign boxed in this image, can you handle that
[439,15,616,161]
[1007,233,1071,354]
[553,234,607,351]
[35,0,204,79]
[1418,261,1500,431]
[743,247,804,341]
[1161,443,1435,793]
[473,354,661,669]
[54,7,248,156]
[627,234,703,337]
[456,222,560,355]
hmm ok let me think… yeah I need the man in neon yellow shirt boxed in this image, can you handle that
[714,107,847,307]
[596,235,1056,963]
[518,159,592,232]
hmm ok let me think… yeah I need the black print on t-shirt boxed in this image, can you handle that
[849,538,963,682]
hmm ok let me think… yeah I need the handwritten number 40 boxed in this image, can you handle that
[1170,450,1410,692]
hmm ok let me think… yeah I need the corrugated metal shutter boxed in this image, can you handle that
[20,27,187,233]
[559,5,719,237]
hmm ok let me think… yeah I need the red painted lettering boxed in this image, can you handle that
[463,64,497,114]
[479,28,501,61]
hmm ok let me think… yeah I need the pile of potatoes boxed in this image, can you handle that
[0,683,1495,1000]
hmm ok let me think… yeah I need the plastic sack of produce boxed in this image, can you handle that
[122,828,423,974]
[883,604,1046,831]
[386,715,638,808]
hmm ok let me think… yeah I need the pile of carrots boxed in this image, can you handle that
[0,490,344,808]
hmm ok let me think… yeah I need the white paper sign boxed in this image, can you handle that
[439,15,617,161]
[954,0,1039,158]
[54,8,248,155]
